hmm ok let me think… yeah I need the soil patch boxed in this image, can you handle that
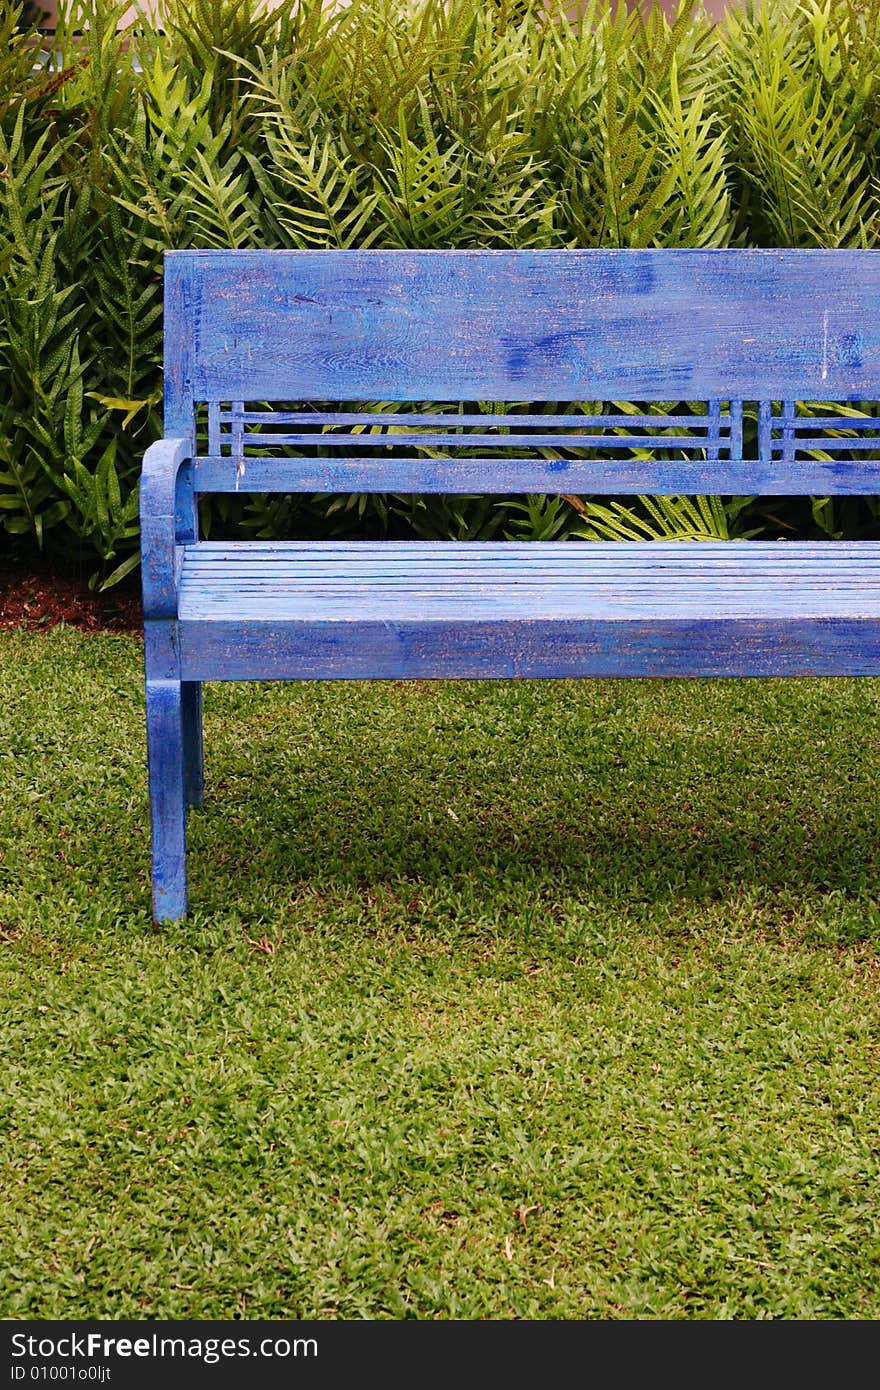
[0,562,142,633]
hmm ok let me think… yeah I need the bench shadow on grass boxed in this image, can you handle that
[190,728,880,908]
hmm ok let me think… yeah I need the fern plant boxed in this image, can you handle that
[0,112,82,552]
[4,0,880,579]
[721,0,878,246]
[112,57,265,251]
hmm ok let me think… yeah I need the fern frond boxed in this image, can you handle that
[721,0,878,245]
[574,493,736,541]
[650,55,735,247]
[260,121,380,249]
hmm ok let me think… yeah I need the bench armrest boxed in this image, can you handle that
[140,436,191,619]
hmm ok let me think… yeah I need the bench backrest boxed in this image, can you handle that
[164,248,880,498]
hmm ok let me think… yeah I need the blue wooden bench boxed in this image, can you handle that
[141,247,880,922]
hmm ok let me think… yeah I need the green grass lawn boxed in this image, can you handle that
[1,626,879,1319]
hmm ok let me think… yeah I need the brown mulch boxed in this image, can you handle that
[0,562,142,633]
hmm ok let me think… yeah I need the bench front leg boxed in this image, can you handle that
[141,436,195,918]
[146,678,188,924]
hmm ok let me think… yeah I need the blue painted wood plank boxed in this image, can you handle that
[218,410,723,427]
[165,248,880,405]
[707,398,722,462]
[781,399,796,464]
[177,617,880,681]
[209,430,726,449]
[775,435,880,450]
[758,400,773,463]
[186,539,880,556]
[786,414,880,428]
[163,269,196,444]
[191,454,880,496]
[208,402,221,457]
[145,678,188,923]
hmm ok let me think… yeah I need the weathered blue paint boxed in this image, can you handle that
[177,616,880,682]
[142,248,880,923]
[165,248,880,403]
[194,397,880,497]
[191,454,880,496]
[144,678,187,924]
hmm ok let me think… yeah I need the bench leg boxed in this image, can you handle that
[182,680,204,809]
[146,678,188,923]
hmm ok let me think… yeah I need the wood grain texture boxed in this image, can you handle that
[178,617,880,680]
[191,453,880,497]
[166,248,880,404]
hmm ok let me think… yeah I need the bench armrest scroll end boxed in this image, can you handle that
[141,436,190,501]
[140,437,192,620]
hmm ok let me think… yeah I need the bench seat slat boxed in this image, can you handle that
[183,593,880,610]
[185,538,880,560]
[175,539,878,628]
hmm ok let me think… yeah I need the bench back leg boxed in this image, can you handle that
[146,678,189,923]
[182,680,204,809]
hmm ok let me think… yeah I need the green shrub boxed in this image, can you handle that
[1,0,879,586]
